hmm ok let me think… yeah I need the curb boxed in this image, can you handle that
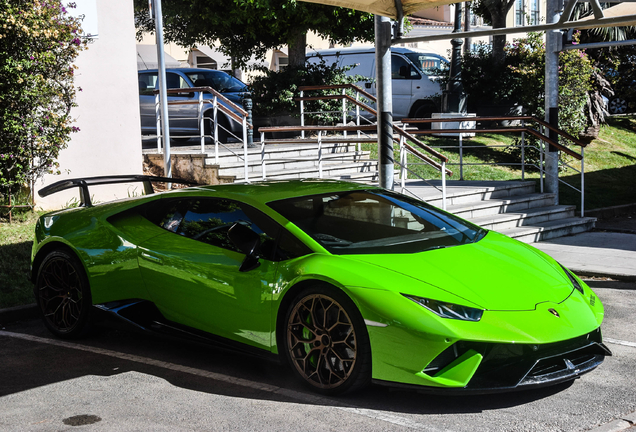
[0,303,39,327]
[589,412,636,432]
[573,269,636,283]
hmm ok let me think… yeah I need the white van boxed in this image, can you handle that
[306,47,449,120]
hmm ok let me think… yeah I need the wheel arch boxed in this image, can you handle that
[31,240,84,284]
[274,278,360,356]
[408,99,437,118]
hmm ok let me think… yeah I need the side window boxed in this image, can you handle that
[138,73,157,95]
[166,73,190,90]
[146,198,311,260]
[391,55,420,80]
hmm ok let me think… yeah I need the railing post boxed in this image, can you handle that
[539,126,544,193]
[213,96,219,164]
[458,132,464,181]
[400,126,407,191]
[300,90,305,139]
[199,91,205,154]
[243,116,249,182]
[155,93,162,153]
[581,146,585,217]
[261,131,266,180]
[356,92,361,150]
[442,161,447,211]
[521,120,525,180]
[342,88,347,138]
[318,130,323,178]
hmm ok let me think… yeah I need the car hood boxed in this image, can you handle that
[345,231,573,311]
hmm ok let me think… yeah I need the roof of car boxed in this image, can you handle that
[307,46,447,59]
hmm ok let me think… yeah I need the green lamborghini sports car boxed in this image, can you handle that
[32,175,610,395]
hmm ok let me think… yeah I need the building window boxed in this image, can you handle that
[529,0,540,25]
[277,56,289,71]
[196,55,217,70]
[515,0,525,26]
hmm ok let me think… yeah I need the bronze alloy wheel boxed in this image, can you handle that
[36,251,91,338]
[286,293,359,390]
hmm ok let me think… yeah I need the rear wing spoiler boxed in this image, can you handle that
[38,175,201,207]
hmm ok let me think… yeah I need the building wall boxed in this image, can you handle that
[35,0,143,210]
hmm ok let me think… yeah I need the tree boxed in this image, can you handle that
[471,0,515,62]
[0,0,84,199]
[134,0,375,69]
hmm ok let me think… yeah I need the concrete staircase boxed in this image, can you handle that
[203,142,378,182]
[404,180,596,243]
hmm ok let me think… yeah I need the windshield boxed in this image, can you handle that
[185,71,247,93]
[268,190,486,255]
[404,53,449,76]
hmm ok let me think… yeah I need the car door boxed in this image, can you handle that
[390,54,415,119]
[137,197,283,350]
[138,72,159,134]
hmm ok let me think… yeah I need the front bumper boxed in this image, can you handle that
[373,328,611,394]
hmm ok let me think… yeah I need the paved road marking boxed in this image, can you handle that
[604,337,636,349]
[0,330,437,431]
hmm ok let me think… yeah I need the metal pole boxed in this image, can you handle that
[459,133,464,181]
[342,88,347,138]
[152,0,171,178]
[464,1,472,54]
[581,147,585,217]
[300,90,305,139]
[199,91,205,153]
[375,15,394,190]
[545,0,563,205]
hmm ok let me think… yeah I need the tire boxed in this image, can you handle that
[283,285,371,395]
[411,103,434,130]
[608,96,628,115]
[34,250,92,339]
[204,112,229,144]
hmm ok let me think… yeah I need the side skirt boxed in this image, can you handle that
[92,300,282,364]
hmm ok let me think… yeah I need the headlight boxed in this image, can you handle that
[403,295,483,322]
[559,264,584,294]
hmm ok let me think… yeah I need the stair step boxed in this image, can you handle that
[413,180,538,207]
[447,193,557,219]
[470,205,576,231]
[243,161,379,181]
[204,142,359,165]
[497,217,597,243]
[216,151,370,176]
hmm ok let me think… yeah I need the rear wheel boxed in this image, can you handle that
[411,103,434,130]
[35,250,92,338]
[204,112,229,144]
[283,285,371,394]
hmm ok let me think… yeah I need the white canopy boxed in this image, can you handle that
[298,0,457,20]
[136,44,181,70]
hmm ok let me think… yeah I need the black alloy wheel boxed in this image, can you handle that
[35,250,92,338]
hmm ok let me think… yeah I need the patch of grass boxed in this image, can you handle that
[0,211,39,308]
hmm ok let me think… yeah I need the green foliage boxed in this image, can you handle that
[0,0,84,197]
[133,0,374,68]
[458,33,592,137]
[250,61,371,124]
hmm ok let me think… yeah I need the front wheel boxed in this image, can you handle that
[204,112,229,144]
[34,250,92,338]
[283,285,371,394]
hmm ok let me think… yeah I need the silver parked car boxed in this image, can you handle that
[138,68,249,142]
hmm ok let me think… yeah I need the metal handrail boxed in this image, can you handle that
[402,116,587,216]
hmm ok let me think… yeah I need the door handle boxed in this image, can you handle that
[140,251,163,264]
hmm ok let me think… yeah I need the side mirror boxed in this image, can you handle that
[228,222,261,272]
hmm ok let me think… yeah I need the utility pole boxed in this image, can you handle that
[152,0,171,178]
[375,15,394,190]
[544,0,563,203]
